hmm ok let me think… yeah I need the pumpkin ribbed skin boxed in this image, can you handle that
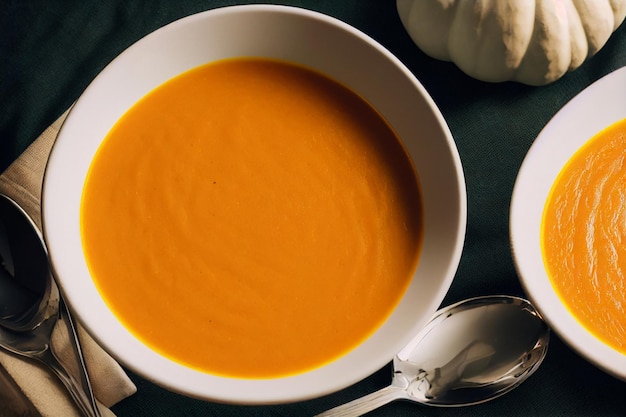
[397,0,626,85]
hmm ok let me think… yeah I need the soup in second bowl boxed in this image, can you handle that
[542,117,626,354]
[81,58,423,378]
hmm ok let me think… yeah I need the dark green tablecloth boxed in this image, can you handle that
[2,1,626,416]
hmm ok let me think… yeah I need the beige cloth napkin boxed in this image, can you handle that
[0,109,137,416]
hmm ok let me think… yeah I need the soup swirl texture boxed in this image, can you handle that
[81,58,424,378]
[542,117,626,353]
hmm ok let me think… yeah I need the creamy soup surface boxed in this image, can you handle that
[81,58,423,378]
[542,117,626,354]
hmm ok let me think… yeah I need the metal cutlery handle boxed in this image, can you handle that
[44,298,102,417]
[314,385,407,417]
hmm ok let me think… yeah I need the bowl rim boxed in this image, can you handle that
[42,4,467,403]
[510,66,626,381]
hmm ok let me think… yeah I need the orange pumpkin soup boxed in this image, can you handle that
[542,117,626,353]
[81,58,423,378]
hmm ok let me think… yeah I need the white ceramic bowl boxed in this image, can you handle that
[511,66,626,381]
[42,5,466,404]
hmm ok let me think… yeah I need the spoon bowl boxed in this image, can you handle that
[0,193,101,417]
[316,295,549,416]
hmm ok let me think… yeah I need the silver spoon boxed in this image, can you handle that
[316,295,549,416]
[0,193,102,417]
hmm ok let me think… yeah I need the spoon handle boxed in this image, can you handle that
[61,298,103,417]
[40,299,102,417]
[40,348,101,417]
[314,385,407,417]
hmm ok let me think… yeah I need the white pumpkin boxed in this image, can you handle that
[397,0,626,85]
